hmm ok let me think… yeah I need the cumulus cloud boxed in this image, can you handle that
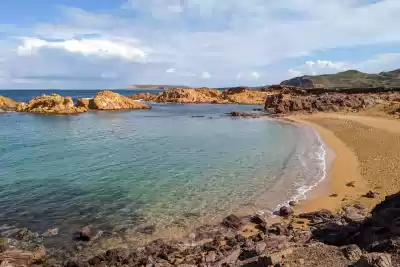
[1,0,400,88]
[17,38,148,62]
[289,60,349,76]
[201,71,211,79]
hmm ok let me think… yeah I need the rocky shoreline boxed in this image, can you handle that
[0,91,151,115]
[1,191,399,266]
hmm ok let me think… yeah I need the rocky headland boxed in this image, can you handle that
[16,94,88,115]
[130,87,270,105]
[264,87,400,117]
[0,91,151,115]
[86,91,151,110]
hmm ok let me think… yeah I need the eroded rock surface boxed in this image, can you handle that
[89,91,151,110]
[16,94,87,114]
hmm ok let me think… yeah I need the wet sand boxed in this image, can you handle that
[288,113,400,212]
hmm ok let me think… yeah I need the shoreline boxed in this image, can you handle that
[284,115,365,213]
[287,113,400,213]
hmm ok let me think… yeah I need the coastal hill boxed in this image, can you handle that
[281,69,400,88]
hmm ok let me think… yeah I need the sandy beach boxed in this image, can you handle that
[288,113,400,213]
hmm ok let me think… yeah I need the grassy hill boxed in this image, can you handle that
[281,69,400,88]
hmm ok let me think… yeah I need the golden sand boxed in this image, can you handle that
[287,113,400,213]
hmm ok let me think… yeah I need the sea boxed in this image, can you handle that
[0,89,328,249]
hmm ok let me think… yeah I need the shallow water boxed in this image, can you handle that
[0,90,327,246]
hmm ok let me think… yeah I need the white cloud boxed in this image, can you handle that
[289,60,349,76]
[251,72,260,79]
[166,68,176,73]
[201,71,211,79]
[17,38,148,62]
[2,1,400,88]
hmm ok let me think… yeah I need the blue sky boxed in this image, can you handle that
[0,0,400,89]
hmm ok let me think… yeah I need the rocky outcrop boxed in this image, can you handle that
[0,96,21,112]
[130,88,269,105]
[129,93,157,101]
[265,90,400,114]
[16,94,87,114]
[76,98,90,109]
[89,91,151,110]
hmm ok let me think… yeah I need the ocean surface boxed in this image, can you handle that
[0,90,328,247]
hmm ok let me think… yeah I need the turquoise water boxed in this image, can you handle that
[0,90,327,244]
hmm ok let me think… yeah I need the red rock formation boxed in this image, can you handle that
[16,94,87,114]
[0,96,21,111]
[89,91,151,110]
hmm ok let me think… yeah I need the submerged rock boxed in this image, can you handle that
[89,91,151,110]
[16,94,87,114]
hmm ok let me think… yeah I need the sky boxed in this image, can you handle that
[0,0,400,89]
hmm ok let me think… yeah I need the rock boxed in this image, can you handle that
[222,214,243,229]
[355,253,392,267]
[130,93,158,101]
[0,261,14,267]
[289,201,296,207]
[104,248,130,264]
[89,91,151,110]
[255,242,267,254]
[74,226,93,242]
[346,181,356,187]
[42,228,59,237]
[212,248,241,266]
[365,191,380,199]
[0,96,20,112]
[0,247,46,266]
[370,192,400,235]
[130,88,268,105]
[279,206,293,217]
[250,215,266,225]
[264,236,289,252]
[342,244,362,262]
[229,111,261,118]
[330,194,339,197]
[63,259,89,267]
[15,228,39,241]
[298,209,335,222]
[16,94,87,114]
[137,225,156,235]
[205,251,217,263]
[76,98,90,109]
[258,248,294,266]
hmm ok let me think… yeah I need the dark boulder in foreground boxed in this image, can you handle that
[279,206,293,217]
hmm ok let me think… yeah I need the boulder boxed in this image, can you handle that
[370,192,400,235]
[89,91,151,110]
[76,98,90,109]
[355,253,392,267]
[16,94,87,114]
[130,93,158,101]
[229,111,261,118]
[365,191,380,199]
[0,96,20,111]
[222,214,243,229]
[279,206,293,217]
[342,244,362,262]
